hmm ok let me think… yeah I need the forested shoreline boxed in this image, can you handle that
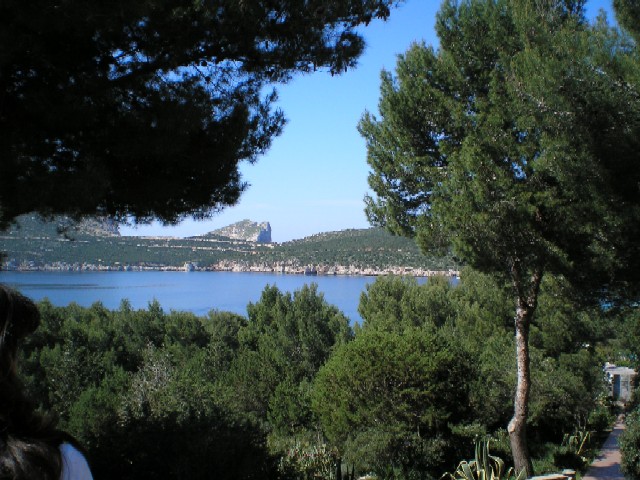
[1,222,458,275]
[17,269,635,480]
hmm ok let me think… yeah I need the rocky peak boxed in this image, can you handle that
[207,220,271,243]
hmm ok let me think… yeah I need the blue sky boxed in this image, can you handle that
[121,0,615,243]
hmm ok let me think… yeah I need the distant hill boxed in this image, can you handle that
[271,228,456,272]
[4,214,120,238]
[199,219,271,243]
[0,215,458,275]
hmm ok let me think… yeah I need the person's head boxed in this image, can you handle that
[0,285,40,379]
[0,286,66,480]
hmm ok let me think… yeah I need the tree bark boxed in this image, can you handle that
[508,302,534,477]
[508,265,542,478]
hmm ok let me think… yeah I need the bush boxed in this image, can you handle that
[19,300,281,479]
[621,411,640,479]
[312,328,474,478]
[278,439,338,480]
[587,402,616,434]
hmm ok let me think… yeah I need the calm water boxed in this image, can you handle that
[0,271,393,323]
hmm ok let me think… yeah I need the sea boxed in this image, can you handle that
[0,271,420,324]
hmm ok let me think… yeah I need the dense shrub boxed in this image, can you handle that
[312,328,475,478]
[12,271,613,480]
[17,285,350,480]
[621,411,640,479]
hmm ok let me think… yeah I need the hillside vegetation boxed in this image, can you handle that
[0,215,457,274]
[18,271,621,480]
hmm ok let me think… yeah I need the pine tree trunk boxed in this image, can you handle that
[509,302,534,477]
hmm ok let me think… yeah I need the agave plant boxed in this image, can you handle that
[442,438,526,480]
[562,429,592,457]
[556,428,593,468]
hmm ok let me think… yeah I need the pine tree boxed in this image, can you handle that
[0,0,399,229]
[359,0,640,474]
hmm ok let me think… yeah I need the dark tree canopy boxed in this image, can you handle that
[0,0,399,229]
[615,0,640,41]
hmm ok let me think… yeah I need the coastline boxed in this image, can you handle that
[2,260,460,278]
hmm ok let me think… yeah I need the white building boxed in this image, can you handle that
[604,363,637,403]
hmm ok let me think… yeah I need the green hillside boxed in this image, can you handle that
[264,229,456,271]
[0,215,457,273]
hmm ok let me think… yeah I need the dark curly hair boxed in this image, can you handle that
[0,285,70,479]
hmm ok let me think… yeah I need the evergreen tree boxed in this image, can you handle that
[312,328,473,478]
[614,0,640,41]
[0,0,399,229]
[359,0,640,474]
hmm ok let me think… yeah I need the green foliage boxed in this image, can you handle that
[614,0,640,42]
[561,430,591,456]
[1,218,456,272]
[587,401,616,434]
[464,334,515,433]
[528,351,605,442]
[312,328,473,478]
[449,269,513,337]
[443,438,526,480]
[19,296,282,479]
[273,228,457,271]
[370,1,640,296]
[268,379,315,438]
[358,275,456,332]
[361,0,640,302]
[550,417,611,472]
[531,276,603,358]
[224,283,352,432]
[65,367,130,449]
[355,271,609,444]
[620,307,640,370]
[621,410,640,479]
[360,0,640,472]
[278,439,339,480]
[13,268,615,479]
[0,1,398,228]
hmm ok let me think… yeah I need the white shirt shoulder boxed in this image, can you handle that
[59,443,93,480]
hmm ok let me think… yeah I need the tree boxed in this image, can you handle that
[614,0,640,41]
[224,284,352,431]
[356,274,457,334]
[359,0,640,474]
[0,0,399,229]
[312,328,473,478]
[19,299,280,479]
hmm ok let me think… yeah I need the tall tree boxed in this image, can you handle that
[224,284,352,427]
[614,0,640,41]
[359,0,640,474]
[0,0,399,229]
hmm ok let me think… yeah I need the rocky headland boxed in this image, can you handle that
[1,216,460,277]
